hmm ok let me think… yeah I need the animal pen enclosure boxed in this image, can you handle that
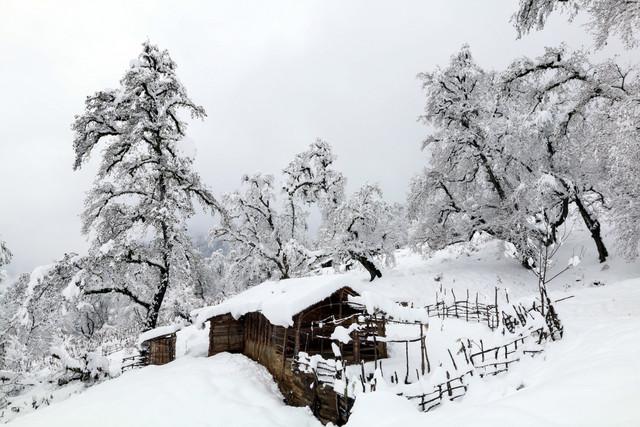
[198,282,389,425]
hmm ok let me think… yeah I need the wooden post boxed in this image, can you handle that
[294,318,301,356]
[452,289,458,318]
[465,289,469,322]
[419,324,426,375]
[495,287,500,329]
[447,348,458,371]
[405,341,410,384]
[460,340,469,365]
[282,327,289,375]
[424,340,431,374]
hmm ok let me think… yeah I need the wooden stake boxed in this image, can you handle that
[420,324,426,375]
[405,341,410,384]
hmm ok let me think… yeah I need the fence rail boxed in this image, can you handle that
[121,352,148,372]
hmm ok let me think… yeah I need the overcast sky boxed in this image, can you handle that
[0,0,634,278]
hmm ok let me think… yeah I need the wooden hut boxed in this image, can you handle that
[137,325,180,366]
[194,277,387,424]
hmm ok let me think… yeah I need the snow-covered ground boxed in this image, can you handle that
[7,228,640,426]
[8,354,322,427]
[348,278,640,427]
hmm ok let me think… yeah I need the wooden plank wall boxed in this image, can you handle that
[208,314,244,356]
[204,288,378,425]
[147,335,176,365]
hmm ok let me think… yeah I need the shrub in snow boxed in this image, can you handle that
[51,343,110,384]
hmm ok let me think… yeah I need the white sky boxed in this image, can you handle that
[0,0,634,277]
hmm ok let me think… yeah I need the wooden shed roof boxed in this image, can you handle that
[193,275,359,327]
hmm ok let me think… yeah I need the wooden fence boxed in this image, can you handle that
[423,288,501,330]
[402,370,471,412]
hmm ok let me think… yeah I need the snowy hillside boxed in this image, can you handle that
[7,354,322,427]
[348,278,640,427]
[6,229,640,426]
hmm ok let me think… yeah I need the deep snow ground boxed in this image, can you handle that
[8,354,322,427]
[348,278,640,427]
[7,227,640,426]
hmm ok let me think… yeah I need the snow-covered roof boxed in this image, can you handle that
[193,275,357,327]
[137,324,182,346]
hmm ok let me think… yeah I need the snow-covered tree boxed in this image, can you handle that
[212,173,307,285]
[214,141,407,286]
[282,139,345,237]
[0,255,80,372]
[0,253,127,387]
[410,46,535,260]
[212,141,345,287]
[407,169,470,251]
[499,46,637,262]
[513,0,640,48]
[598,73,640,258]
[609,141,640,258]
[0,239,11,283]
[319,184,406,281]
[412,43,640,261]
[71,42,223,329]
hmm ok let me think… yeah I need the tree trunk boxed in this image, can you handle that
[144,268,169,329]
[478,152,506,201]
[145,168,173,330]
[574,194,608,263]
[549,196,570,244]
[350,252,382,281]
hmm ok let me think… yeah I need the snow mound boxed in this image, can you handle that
[7,354,321,427]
